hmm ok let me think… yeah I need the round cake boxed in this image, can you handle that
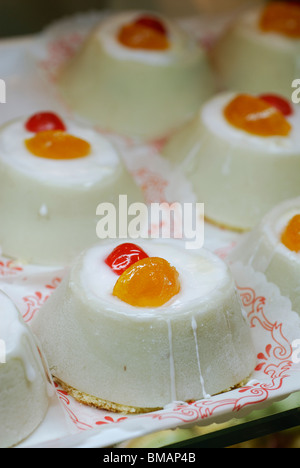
[31,239,256,414]
[162,91,300,231]
[0,111,143,266]
[211,2,300,98]
[57,11,215,140]
[0,290,50,448]
[229,197,300,316]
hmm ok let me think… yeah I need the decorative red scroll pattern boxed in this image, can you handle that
[133,168,168,204]
[0,259,23,276]
[239,285,293,368]
[54,283,295,430]
[39,33,84,82]
[141,284,293,426]
[22,277,62,323]
[0,253,294,430]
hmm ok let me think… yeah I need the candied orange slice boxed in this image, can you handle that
[118,20,169,50]
[224,94,291,137]
[259,2,300,38]
[281,214,300,252]
[113,257,180,307]
[25,130,91,160]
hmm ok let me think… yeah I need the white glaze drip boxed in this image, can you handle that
[0,291,48,386]
[191,316,210,399]
[167,319,177,402]
[39,204,49,218]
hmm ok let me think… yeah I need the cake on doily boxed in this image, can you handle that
[229,197,300,316]
[57,11,215,140]
[0,290,50,448]
[211,2,300,98]
[32,239,256,414]
[0,111,143,265]
[162,91,300,231]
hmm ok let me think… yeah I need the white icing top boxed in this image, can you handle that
[201,92,300,154]
[96,11,202,66]
[0,291,45,383]
[234,6,300,50]
[78,240,230,318]
[0,118,120,187]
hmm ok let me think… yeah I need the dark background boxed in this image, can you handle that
[0,0,263,38]
[0,0,190,38]
[0,0,108,37]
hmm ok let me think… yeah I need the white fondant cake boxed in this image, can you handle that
[229,197,300,315]
[0,291,50,448]
[57,11,215,140]
[211,3,300,98]
[0,113,143,265]
[162,91,300,231]
[32,239,256,414]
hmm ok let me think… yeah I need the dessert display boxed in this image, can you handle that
[211,2,300,98]
[229,197,300,316]
[162,91,300,231]
[31,239,256,414]
[57,11,215,140]
[3,2,300,448]
[0,291,50,448]
[0,111,143,266]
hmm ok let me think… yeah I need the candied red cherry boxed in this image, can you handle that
[25,112,66,133]
[105,243,149,275]
[134,15,167,35]
[259,94,293,117]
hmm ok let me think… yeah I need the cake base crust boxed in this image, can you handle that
[54,378,161,415]
[205,215,248,234]
[54,375,251,415]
